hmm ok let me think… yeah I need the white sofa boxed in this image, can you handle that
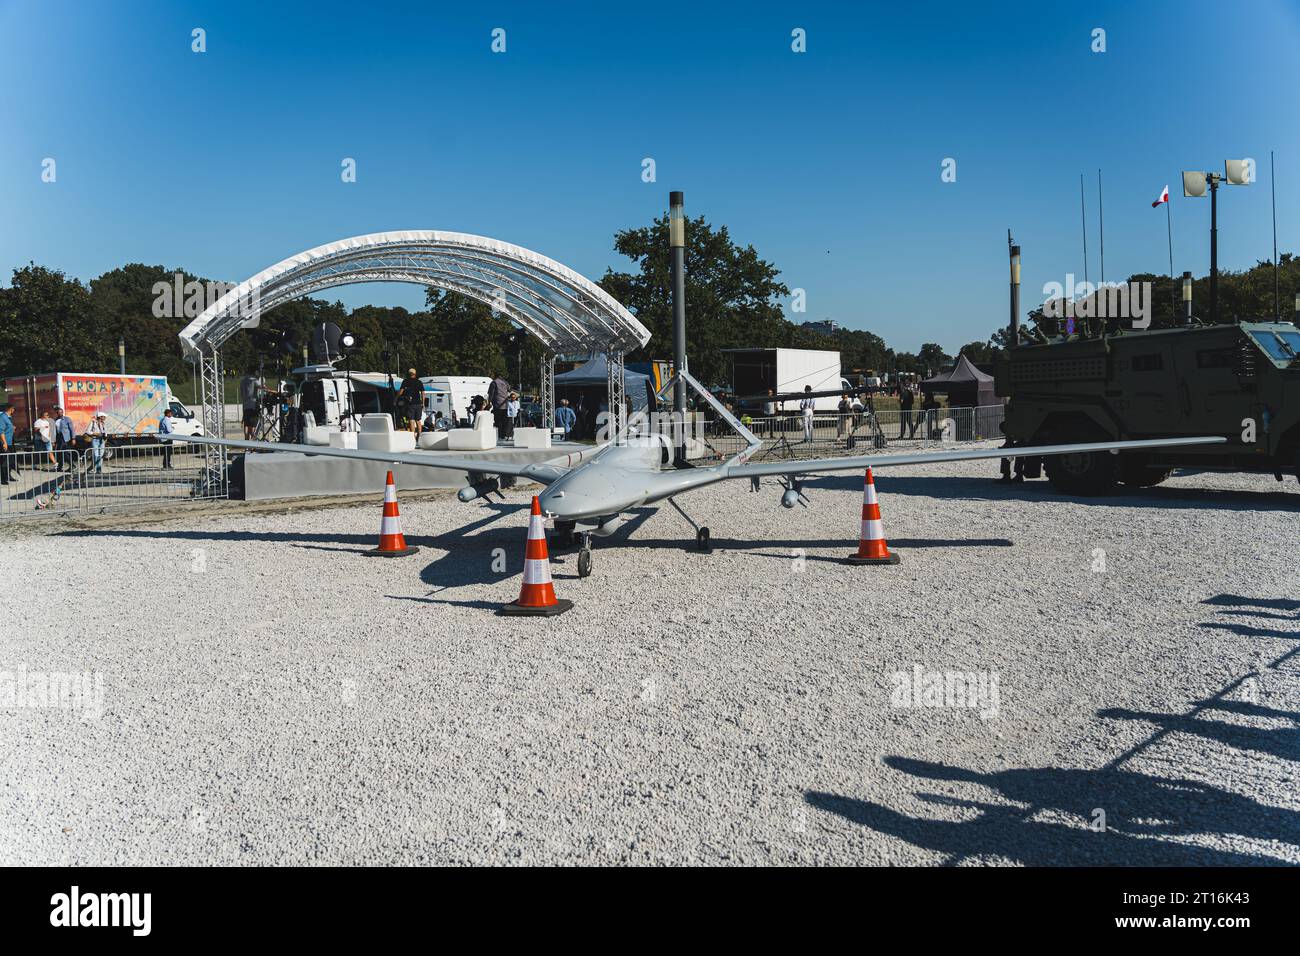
[356,414,416,453]
[417,431,450,450]
[328,431,357,449]
[304,425,336,446]
[447,413,497,451]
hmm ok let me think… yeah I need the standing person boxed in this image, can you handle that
[763,388,777,438]
[921,391,939,439]
[34,410,55,469]
[505,392,520,441]
[836,393,852,441]
[800,385,816,443]
[555,398,576,440]
[53,407,75,471]
[486,370,511,437]
[396,369,425,436]
[158,407,175,469]
[86,412,109,474]
[899,385,915,439]
[0,404,14,486]
[240,374,261,440]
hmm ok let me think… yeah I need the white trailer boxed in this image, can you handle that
[420,376,492,426]
[724,348,846,410]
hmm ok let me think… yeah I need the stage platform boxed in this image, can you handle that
[238,442,592,501]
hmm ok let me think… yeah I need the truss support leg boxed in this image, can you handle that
[198,346,227,497]
[605,350,626,445]
[540,352,555,436]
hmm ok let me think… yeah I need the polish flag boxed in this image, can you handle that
[1152,185,1170,207]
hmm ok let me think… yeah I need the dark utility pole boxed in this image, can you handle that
[1008,232,1020,348]
[1208,173,1220,324]
[669,191,687,464]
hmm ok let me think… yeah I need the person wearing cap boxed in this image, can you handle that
[395,368,425,436]
[86,411,109,473]
[52,406,75,471]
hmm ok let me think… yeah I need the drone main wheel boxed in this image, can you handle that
[577,548,592,578]
[696,527,711,552]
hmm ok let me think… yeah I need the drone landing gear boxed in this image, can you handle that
[555,520,577,549]
[577,533,593,577]
[695,526,712,553]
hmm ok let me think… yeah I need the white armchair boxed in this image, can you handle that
[447,413,497,451]
[357,414,416,453]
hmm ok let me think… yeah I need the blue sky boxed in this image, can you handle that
[1,0,1296,353]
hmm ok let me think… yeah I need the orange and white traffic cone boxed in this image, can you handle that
[846,467,900,565]
[365,471,420,557]
[501,496,573,616]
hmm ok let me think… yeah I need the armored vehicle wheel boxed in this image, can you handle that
[1045,448,1116,496]
[1117,457,1171,488]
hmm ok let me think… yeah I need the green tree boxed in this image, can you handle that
[917,342,950,373]
[600,213,792,386]
[0,265,99,376]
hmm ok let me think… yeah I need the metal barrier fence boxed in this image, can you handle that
[0,440,226,520]
[692,404,1007,464]
[0,448,83,519]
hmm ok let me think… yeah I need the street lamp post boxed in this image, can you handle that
[1182,271,1193,325]
[1182,160,1251,325]
[118,337,126,374]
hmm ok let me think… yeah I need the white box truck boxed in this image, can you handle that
[2,372,203,447]
[723,348,847,410]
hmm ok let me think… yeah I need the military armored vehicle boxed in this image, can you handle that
[995,320,1300,495]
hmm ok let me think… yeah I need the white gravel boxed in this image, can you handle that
[1,449,1297,866]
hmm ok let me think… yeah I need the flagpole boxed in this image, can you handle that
[1271,150,1280,321]
[1080,174,1089,287]
[1166,198,1175,321]
[1098,169,1105,285]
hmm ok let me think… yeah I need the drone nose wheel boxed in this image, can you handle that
[577,548,592,577]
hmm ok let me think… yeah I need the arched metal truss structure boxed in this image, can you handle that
[177,231,651,485]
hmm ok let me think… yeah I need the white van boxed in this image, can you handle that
[420,376,492,427]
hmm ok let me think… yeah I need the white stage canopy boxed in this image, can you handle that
[176,230,650,356]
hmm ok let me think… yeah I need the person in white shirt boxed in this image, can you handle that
[86,411,109,473]
[34,410,54,468]
[800,386,816,443]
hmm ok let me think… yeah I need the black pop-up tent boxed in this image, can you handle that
[920,353,997,409]
[554,354,653,438]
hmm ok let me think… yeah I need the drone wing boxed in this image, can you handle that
[162,433,591,484]
[725,435,1227,479]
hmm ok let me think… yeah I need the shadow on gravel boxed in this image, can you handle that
[801,473,1300,511]
[1098,707,1299,762]
[807,756,1297,864]
[729,538,1013,563]
[1201,621,1300,640]
[1203,594,1300,612]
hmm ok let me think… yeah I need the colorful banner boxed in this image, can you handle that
[59,375,168,435]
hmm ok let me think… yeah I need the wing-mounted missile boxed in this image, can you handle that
[779,476,807,509]
[457,477,500,502]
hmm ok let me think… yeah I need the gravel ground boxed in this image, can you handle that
[1,449,1297,866]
